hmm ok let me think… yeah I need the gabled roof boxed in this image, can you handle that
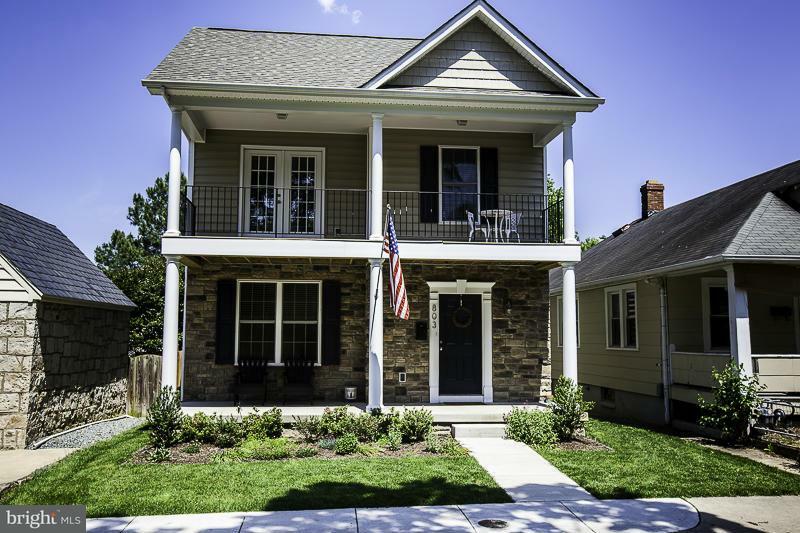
[0,204,135,309]
[364,0,596,98]
[144,0,598,100]
[550,160,800,292]
[145,29,419,89]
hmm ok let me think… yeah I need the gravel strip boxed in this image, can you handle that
[36,417,144,449]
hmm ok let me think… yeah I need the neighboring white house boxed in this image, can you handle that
[145,0,603,406]
[551,162,800,425]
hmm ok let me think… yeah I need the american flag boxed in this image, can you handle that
[383,208,410,320]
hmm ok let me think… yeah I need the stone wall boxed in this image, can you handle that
[0,301,130,448]
[184,260,551,406]
[382,262,551,403]
[184,260,368,402]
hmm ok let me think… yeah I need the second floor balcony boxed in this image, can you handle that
[182,185,564,244]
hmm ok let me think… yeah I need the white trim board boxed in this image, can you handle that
[162,237,582,263]
[427,280,495,404]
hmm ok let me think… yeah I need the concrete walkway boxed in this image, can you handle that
[0,448,75,491]
[87,500,699,533]
[458,437,594,502]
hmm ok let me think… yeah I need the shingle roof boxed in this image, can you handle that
[550,160,800,292]
[145,28,420,89]
[0,204,135,309]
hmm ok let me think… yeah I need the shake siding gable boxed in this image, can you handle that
[551,280,663,397]
[385,19,565,94]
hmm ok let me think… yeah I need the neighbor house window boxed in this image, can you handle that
[556,296,580,347]
[702,279,730,352]
[236,281,321,364]
[440,146,479,222]
[605,285,637,349]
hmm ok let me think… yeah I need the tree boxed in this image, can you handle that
[96,174,184,355]
[581,236,605,251]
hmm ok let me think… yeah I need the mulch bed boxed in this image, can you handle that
[555,436,612,452]
[129,430,446,465]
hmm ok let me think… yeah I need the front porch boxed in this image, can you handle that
[181,402,546,424]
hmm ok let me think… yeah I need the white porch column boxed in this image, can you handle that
[161,255,181,389]
[561,261,578,382]
[726,265,753,375]
[367,258,385,410]
[165,109,182,237]
[562,123,577,244]
[369,113,384,240]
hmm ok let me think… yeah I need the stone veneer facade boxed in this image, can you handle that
[185,259,551,405]
[0,301,130,449]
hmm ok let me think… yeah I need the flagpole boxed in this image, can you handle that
[369,205,391,341]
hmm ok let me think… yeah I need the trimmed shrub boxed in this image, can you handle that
[244,438,296,460]
[180,413,216,444]
[699,361,764,444]
[354,413,383,442]
[424,432,466,456]
[320,407,357,438]
[504,407,557,448]
[386,427,402,450]
[397,408,434,443]
[147,386,183,448]
[242,408,283,439]
[212,416,245,448]
[147,447,170,463]
[551,376,594,441]
[318,438,337,450]
[334,433,359,455]
[293,415,325,442]
[295,445,319,458]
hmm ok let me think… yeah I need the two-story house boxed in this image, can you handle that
[145,0,602,409]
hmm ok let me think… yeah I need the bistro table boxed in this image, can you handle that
[480,209,512,242]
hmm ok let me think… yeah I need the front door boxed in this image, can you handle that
[439,294,482,395]
[243,149,323,235]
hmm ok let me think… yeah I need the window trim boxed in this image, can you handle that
[234,279,323,366]
[438,145,481,224]
[604,283,638,351]
[555,294,580,348]
[238,145,327,235]
[701,277,730,354]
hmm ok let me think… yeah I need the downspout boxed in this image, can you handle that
[659,277,672,425]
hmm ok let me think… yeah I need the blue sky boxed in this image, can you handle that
[1,0,798,256]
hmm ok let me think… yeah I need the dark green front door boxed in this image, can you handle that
[439,294,482,395]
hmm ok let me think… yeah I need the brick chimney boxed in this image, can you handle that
[640,180,665,219]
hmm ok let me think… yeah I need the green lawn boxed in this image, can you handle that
[0,429,509,517]
[540,419,800,499]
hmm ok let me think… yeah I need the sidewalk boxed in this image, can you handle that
[87,500,700,533]
[0,448,75,492]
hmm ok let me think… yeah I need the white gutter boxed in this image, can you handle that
[142,79,605,110]
[550,254,800,295]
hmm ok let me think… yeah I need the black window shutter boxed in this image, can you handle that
[321,280,341,365]
[420,146,439,223]
[215,279,237,365]
[480,147,499,211]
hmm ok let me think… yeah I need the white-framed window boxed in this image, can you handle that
[439,146,480,222]
[702,278,730,352]
[556,295,580,347]
[235,280,322,365]
[605,284,638,350]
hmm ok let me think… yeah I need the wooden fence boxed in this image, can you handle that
[127,354,162,417]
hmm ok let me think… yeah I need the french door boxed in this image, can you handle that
[243,149,323,235]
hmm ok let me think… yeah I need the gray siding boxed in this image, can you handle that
[191,129,544,236]
[386,20,564,94]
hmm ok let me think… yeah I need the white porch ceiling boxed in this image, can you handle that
[197,108,560,138]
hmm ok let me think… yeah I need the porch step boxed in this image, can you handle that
[450,423,506,438]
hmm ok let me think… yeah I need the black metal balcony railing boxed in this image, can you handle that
[180,186,564,244]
